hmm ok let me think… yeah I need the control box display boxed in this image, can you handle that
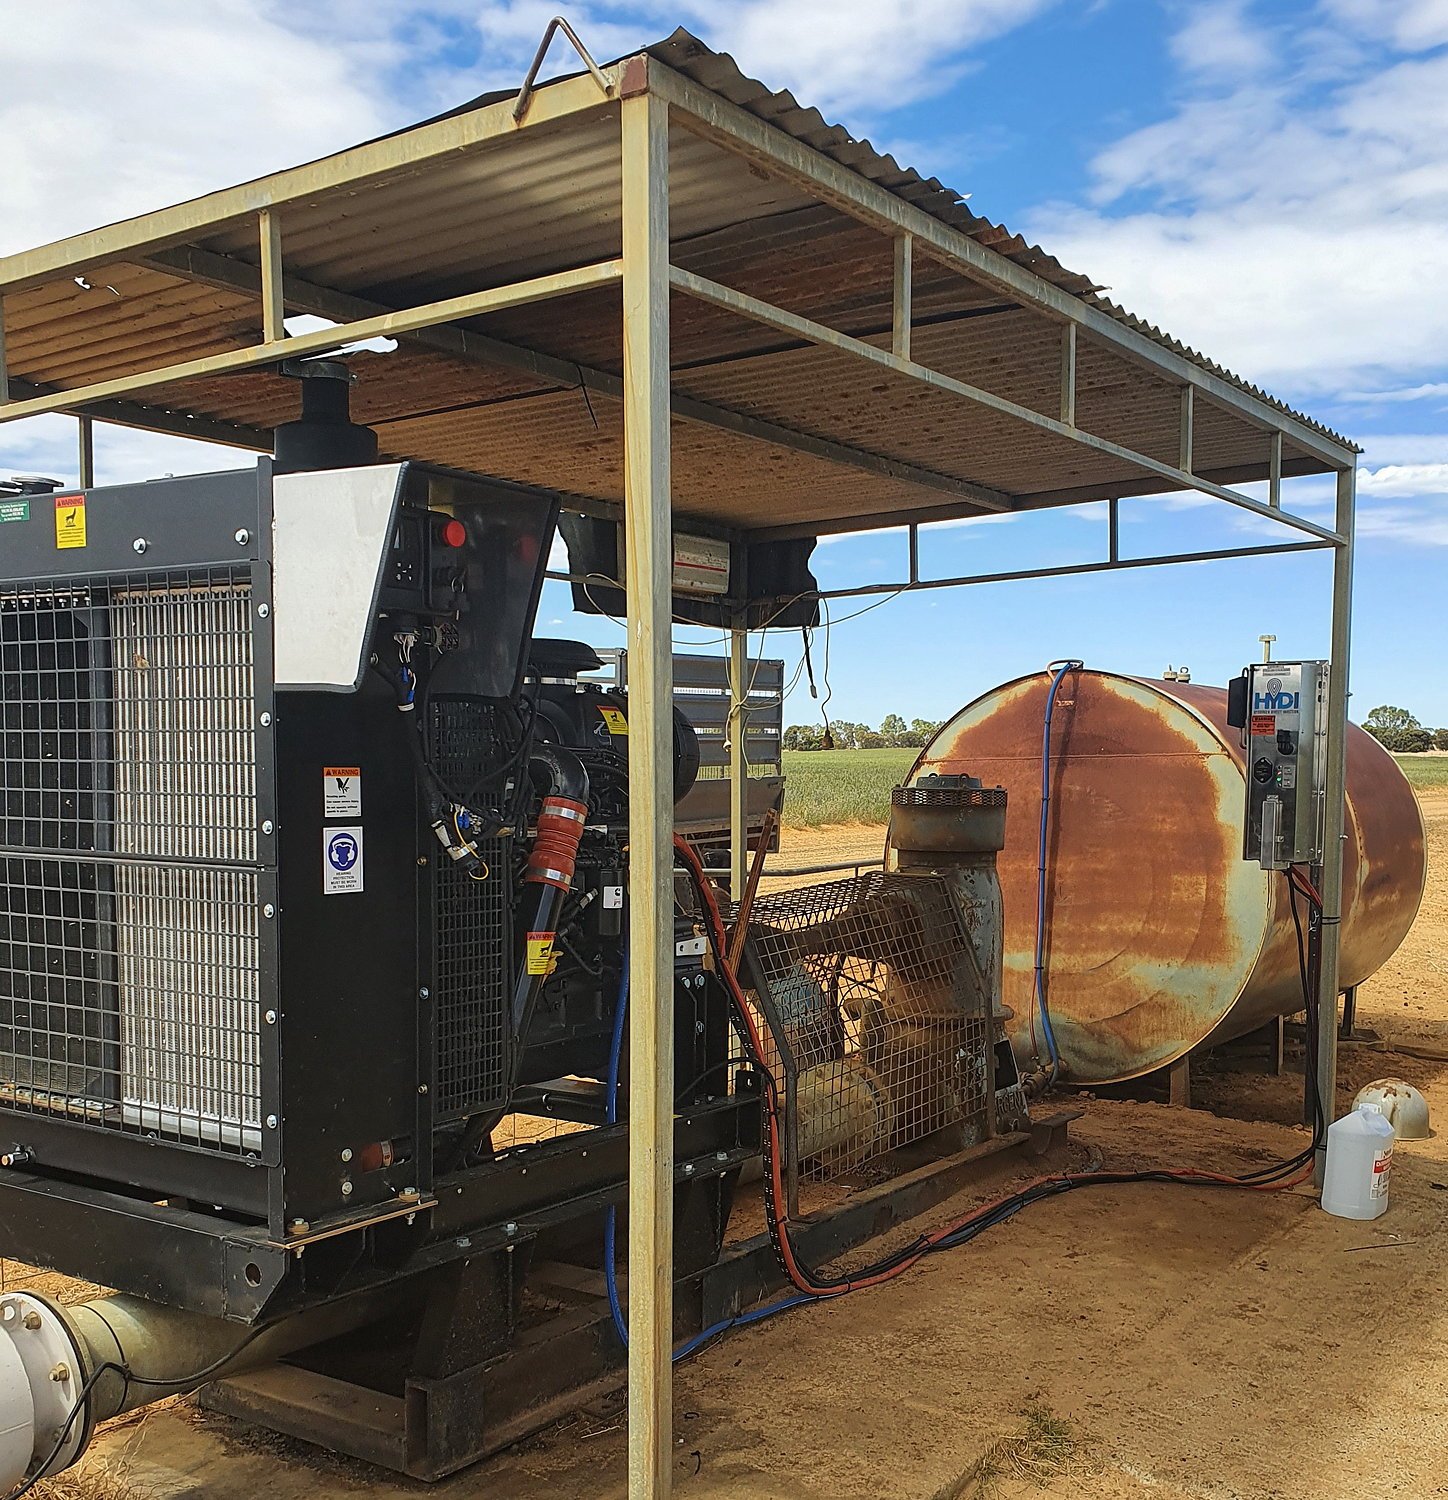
[1241,660,1329,869]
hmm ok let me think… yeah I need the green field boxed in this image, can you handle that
[1394,754,1448,789]
[780,748,918,827]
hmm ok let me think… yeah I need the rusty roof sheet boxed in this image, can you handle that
[643,30,1353,452]
[0,28,1356,536]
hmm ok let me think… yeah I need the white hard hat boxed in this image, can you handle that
[1353,1078,1430,1140]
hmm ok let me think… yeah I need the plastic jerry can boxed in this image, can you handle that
[1320,1102,1395,1220]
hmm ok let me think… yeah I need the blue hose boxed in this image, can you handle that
[602,929,810,1356]
[1033,660,1082,1085]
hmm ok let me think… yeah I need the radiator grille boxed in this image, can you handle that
[429,698,513,1118]
[0,571,262,1152]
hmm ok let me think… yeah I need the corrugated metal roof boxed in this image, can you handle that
[643,30,1353,452]
[0,26,1355,537]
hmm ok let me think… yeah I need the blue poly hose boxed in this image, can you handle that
[602,927,810,1356]
[1033,659,1083,1085]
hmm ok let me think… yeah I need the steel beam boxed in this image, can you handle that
[0,260,624,425]
[650,57,1357,473]
[740,456,1327,541]
[620,87,674,1500]
[670,264,1344,546]
[3,374,270,450]
[1179,385,1194,475]
[1314,466,1356,1180]
[135,244,1011,514]
[817,539,1332,598]
[1269,430,1284,509]
[0,69,620,295]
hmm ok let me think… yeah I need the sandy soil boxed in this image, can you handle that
[39,795,1448,1500]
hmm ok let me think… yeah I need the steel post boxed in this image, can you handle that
[77,415,95,487]
[620,86,674,1499]
[259,208,285,345]
[728,621,750,901]
[1313,466,1356,1181]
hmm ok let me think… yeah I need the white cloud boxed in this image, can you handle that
[1356,433,1448,466]
[684,0,1059,119]
[1341,383,1448,404]
[0,1,405,255]
[1320,0,1448,50]
[1354,503,1448,546]
[1169,0,1273,78]
[1027,3,1448,394]
[1357,462,1448,498]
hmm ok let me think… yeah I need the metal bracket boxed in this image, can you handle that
[513,17,613,123]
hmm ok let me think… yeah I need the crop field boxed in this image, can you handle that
[779,747,916,826]
[1395,754,1448,789]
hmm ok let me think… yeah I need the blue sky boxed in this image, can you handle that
[4,0,1446,727]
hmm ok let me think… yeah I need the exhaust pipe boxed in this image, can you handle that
[0,1285,392,1489]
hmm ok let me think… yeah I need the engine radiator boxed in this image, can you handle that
[0,570,262,1152]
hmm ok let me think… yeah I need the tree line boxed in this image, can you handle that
[783,715,943,751]
[1362,705,1448,754]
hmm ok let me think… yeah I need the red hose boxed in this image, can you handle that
[671,835,1313,1304]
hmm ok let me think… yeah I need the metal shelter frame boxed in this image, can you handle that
[0,37,1357,1499]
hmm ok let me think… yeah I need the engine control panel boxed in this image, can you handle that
[1236,660,1329,869]
[377,505,470,614]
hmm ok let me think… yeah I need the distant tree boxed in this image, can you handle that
[1434,728,1448,753]
[783,724,824,751]
[856,728,886,748]
[1400,729,1434,752]
[901,717,942,748]
[879,713,908,746]
[1363,705,1429,753]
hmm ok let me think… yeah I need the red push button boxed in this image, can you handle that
[440,518,467,548]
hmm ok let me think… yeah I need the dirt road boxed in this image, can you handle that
[35,795,1448,1500]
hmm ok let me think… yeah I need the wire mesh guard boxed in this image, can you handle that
[0,572,262,1152]
[742,872,993,1179]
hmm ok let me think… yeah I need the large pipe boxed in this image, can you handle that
[899,670,1426,1084]
[0,1284,395,1489]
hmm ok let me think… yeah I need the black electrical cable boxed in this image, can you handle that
[2,1360,126,1500]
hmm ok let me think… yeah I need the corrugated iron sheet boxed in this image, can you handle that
[1,27,1355,531]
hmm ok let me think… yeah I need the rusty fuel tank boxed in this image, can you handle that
[899,670,1426,1084]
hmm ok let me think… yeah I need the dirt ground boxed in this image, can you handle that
[32,794,1448,1500]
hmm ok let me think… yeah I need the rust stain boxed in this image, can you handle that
[909,671,1426,1083]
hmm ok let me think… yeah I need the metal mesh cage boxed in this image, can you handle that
[742,871,992,1181]
[0,570,262,1152]
[429,698,513,1118]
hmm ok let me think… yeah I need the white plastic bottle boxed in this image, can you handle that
[1320,1102,1395,1220]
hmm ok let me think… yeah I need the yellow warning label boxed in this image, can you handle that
[54,494,86,549]
[598,706,628,735]
[525,933,556,976]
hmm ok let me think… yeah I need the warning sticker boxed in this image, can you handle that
[1372,1147,1393,1198]
[0,500,29,524]
[525,932,557,976]
[323,827,364,894]
[54,494,86,549]
[1249,714,1276,736]
[323,767,362,819]
[598,706,628,736]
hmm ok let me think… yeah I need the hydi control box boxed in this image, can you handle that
[1235,660,1329,869]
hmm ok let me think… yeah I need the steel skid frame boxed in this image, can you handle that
[0,48,1357,1499]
